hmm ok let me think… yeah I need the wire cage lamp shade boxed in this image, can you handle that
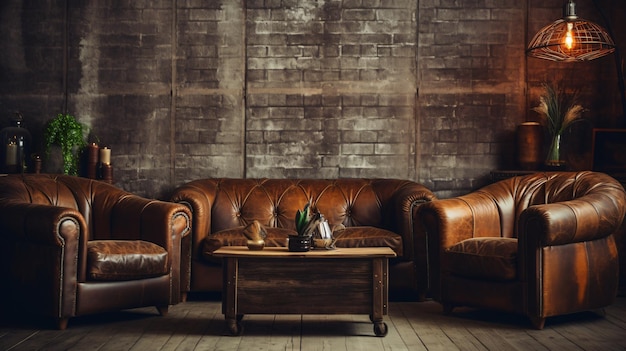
[527,1,615,62]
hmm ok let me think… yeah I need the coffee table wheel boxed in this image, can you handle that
[227,318,243,336]
[374,322,388,337]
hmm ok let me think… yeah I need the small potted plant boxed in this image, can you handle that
[289,202,321,252]
[44,113,87,175]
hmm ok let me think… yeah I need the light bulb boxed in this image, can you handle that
[564,22,574,50]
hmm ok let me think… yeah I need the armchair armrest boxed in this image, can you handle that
[107,195,191,304]
[420,195,505,248]
[520,197,625,247]
[518,195,625,316]
[0,202,85,319]
[141,200,191,304]
[418,193,507,299]
[1,202,84,243]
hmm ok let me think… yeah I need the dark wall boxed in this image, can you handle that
[1,0,624,199]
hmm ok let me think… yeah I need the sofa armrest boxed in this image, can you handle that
[170,181,217,299]
[0,202,84,319]
[389,183,436,260]
[170,181,216,258]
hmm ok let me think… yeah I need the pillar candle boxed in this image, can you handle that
[88,143,99,164]
[32,154,42,174]
[102,164,113,183]
[99,147,111,165]
[86,143,99,179]
[5,143,17,166]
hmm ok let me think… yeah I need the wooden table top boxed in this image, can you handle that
[212,246,396,259]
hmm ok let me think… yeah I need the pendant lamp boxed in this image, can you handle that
[527,0,615,62]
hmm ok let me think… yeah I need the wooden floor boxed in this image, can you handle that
[1,295,625,351]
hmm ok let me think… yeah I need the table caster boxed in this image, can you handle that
[226,318,243,336]
[373,322,388,337]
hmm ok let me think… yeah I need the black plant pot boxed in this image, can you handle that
[288,235,312,252]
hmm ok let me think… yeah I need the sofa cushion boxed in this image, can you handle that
[444,237,518,281]
[333,226,403,257]
[201,225,403,260]
[87,240,169,281]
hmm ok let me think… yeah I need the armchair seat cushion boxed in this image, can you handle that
[87,240,169,281]
[445,237,518,281]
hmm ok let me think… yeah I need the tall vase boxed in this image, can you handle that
[545,133,565,169]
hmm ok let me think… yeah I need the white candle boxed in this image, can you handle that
[5,143,17,165]
[99,147,111,165]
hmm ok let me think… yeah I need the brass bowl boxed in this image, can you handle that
[247,239,265,251]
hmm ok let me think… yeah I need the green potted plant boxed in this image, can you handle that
[289,202,321,252]
[44,113,87,175]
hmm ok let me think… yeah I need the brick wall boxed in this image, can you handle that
[0,0,624,199]
[66,1,174,195]
[245,1,417,180]
[417,0,526,197]
[174,1,246,187]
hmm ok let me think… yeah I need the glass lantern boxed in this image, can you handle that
[0,112,32,174]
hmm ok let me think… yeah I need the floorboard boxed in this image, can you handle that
[1,297,624,351]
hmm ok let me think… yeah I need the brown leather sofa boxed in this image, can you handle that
[418,171,626,329]
[170,178,437,300]
[0,174,191,329]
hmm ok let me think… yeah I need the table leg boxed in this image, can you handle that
[223,257,242,335]
[371,257,389,337]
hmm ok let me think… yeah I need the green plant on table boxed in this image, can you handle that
[294,202,321,237]
[44,113,87,175]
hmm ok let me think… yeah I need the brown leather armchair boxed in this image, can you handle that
[419,171,626,329]
[0,174,191,329]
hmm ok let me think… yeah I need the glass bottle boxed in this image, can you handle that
[1,112,32,173]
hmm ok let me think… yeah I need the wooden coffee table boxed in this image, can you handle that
[212,246,396,337]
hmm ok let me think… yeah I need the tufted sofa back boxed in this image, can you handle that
[175,178,433,234]
[456,171,626,241]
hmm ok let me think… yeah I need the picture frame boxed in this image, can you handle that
[591,128,626,173]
